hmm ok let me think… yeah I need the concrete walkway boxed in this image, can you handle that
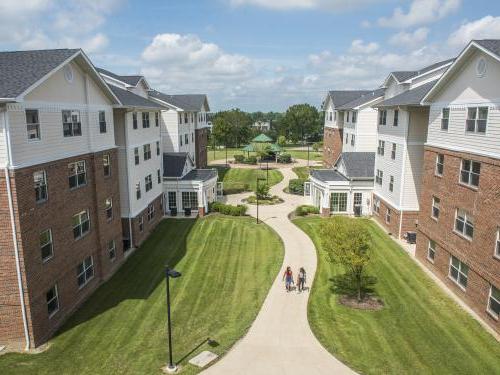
[203,164,355,375]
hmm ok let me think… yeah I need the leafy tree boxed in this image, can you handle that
[282,104,321,143]
[251,142,271,160]
[255,182,270,199]
[320,217,373,301]
[211,117,232,147]
[277,135,287,147]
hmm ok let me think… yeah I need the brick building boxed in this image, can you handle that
[416,40,500,333]
[0,49,125,348]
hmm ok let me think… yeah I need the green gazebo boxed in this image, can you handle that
[252,133,273,143]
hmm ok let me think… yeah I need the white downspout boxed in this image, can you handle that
[399,108,409,239]
[124,110,133,248]
[3,108,31,350]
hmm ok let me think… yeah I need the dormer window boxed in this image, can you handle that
[62,110,81,137]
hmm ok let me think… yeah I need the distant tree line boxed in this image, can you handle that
[210,104,323,148]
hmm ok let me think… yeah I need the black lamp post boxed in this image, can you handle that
[256,177,266,224]
[165,266,182,373]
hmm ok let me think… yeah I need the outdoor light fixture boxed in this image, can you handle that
[256,177,266,224]
[164,266,182,373]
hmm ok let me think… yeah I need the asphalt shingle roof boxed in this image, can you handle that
[163,153,193,178]
[310,169,348,183]
[474,39,500,58]
[149,90,208,111]
[337,88,385,110]
[96,67,143,87]
[390,59,455,84]
[109,85,164,109]
[180,169,218,182]
[0,49,79,99]
[326,90,373,108]
[339,152,375,179]
[377,80,437,107]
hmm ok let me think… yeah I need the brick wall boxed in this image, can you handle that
[372,194,419,239]
[0,149,124,347]
[126,193,164,248]
[323,127,343,167]
[195,128,209,168]
[416,146,500,333]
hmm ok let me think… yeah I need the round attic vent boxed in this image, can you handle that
[476,58,486,77]
[64,65,74,83]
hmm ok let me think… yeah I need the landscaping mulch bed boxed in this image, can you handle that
[339,295,384,311]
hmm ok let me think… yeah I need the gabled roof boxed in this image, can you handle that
[392,71,418,82]
[423,39,500,103]
[109,85,165,109]
[310,169,348,183]
[163,152,194,178]
[324,90,372,109]
[337,152,375,179]
[384,58,455,86]
[377,80,437,107]
[96,67,145,87]
[0,49,79,99]
[0,48,120,104]
[149,90,210,111]
[337,88,385,110]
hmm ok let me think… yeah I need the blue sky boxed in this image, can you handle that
[1,0,499,111]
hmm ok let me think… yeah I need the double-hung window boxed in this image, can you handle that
[185,134,189,145]
[155,112,159,127]
[432,196,440,219]
[62,110,81,137]
[132,112,138,129]
[180,135,183,146]
[40,229,53,261]
[389,176,394,192]
[143,144,151,161]
[105,198,113,221]
[139,216,144,232]
[351,134,355,146]
[26,109,41,140]
[103,154,111,177]
[455,209,474,239]
[136,182,141,200]
[393,110,399,126]
[427,240,436,263]
[487,285,500,319]
[157,169,161,184]
[46,285,59,317]
[145,174,153,192]
[495,229,500,259]
[147,204,155,222]
[352,111,357,123]
[460,159,480,188]
[441,108,449,130]
[449,256,469,289]
[99,111,107,133]
[345,134,348,144]
[108,240,116,260]
[184,113,188,123]
[34,170,48,203]
[391,143,396,160]
[378,110,387,125]
[346,112,350,122]
[134,147,140,165]
[192,133,194,143]
[435,154,444,176]
[330,192,347,212]
[377,140,385,156]
[68,161,86,189]
[142,112,150,128]
[373,197,380,214]
[386,208,391,223]
[77,256,94,288]
[376,169,383,185]
[466,107,488,134]
[156,141,160,156]
[73,210,90,239]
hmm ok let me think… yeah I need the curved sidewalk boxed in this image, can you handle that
[203,164,355,375]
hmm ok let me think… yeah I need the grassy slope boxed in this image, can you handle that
[294,217,500,375]
[292,167,310,179]
[0,217,283,375]
[217,167,283,193]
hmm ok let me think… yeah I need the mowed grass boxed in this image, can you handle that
[0,216,284,375]
[285,149,323,161]
[217,167,283,194]
[207,148,242,163]
[294,217,500,375]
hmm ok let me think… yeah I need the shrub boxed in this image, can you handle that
[312,141,323,152]
[243,156,257,165]
[295,205,320,216]
[277,153,292,163]
[209,201,247,216]
[234,154,245,163]
[277,135,287,147]
[288,178,306,195]
[255,183,270,199]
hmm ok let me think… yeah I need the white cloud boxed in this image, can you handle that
[229,0,382,11]
[349,39,379,54]
[389,27,430,48]
[378,0,460,28]
[448,16,500,48]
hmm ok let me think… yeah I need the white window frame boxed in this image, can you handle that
[389,176,394,192]
[377,140,385,156]
[73,210,90,240]
[99,110,107,133]
[378,110,387,126]
[136,182,141,200]
[62,110,82,137]
[459,159,480,188]
[144,144,151,161]
[68,161,87,189]
[103,153,111,177]
[435,154,444,176]
[376,169,383,185]
[351,134,355,146]
[46,284,59,318]
[147,204,155,222]
[40,229,53,262]
[352,111,357,123]
[26,109,41,141]
[108,240,116,261]
[465,106,488,134]
[134,147,140,165]
[393,109,399,127]
[330,192,347,213]
[449,255,469,290]
[132,112,138,129]
[139,216,144,232]
[142,112,150,128]
[441,108,449,130]
[77,256,94,289]
[487,285,500,320]
[155,112,159,127]
[454,208,474,240]
[427,240,436,263]
[156,141,160,156]
[495,229,500,260]
[34,170,48,203]
[157,169,161,184]
[431,196,440,220]
[386,208,391,223]
[145,174,153,192]
[391,143,396,160]
[373,197,380,215]
[105,198,113,221]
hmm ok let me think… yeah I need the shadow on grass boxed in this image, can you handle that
[329,274,378,297]
[55,218,197,337]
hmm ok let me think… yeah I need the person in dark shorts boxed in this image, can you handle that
[297,267,306,292]
[282,266,294,291]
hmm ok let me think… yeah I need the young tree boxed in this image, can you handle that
[319,217,372,302]
[277,135,287,147]
[255,182,270,199]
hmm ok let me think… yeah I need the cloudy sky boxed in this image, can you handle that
[1,0,499,111]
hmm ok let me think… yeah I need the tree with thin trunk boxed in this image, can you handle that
[319,217,372,302]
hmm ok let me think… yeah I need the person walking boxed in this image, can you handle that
[297,267,306,292]
[282,266,294,292]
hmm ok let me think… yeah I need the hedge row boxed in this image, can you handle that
[209,201,248,216]
[234,155,257,164]
[277,153,292,163]
[295,205,319,216]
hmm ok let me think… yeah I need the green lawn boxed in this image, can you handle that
[294,217,500,375]
[217,167,283,194]
[285,149,323,161]
[207,148,242,163]
[0,217,284,375]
